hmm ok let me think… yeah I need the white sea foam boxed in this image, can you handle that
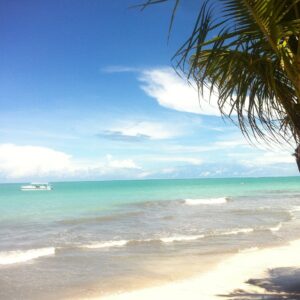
[82,235,206,248]
[184,197,228,206]
[81,229,253,249]
[81,240,128,249]
[291,206,300,212]
[270,223,282,232]
[160,235,205,243]
[219,228,254,235]
[0,247,55,265]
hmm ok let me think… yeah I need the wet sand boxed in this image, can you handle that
[84,239,300,300]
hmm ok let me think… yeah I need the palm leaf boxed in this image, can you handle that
[140,0,300,145]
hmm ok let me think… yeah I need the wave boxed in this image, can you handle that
[80,234,206,249]
[80,240,128,249]
[0,247,55,265]
[79,227,257,250]
[219,228,254,235]
[160,235,205,243]
[291,206,300,212]
[269,223,282,232]
[184,197,228,206]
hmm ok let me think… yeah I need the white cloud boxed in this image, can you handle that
[161,168,177,174]
[153,156,203,165]
[101,65,140,73]
[105,154,140,169]
[240,151,295,167]
[0,144,74,179]
[158,138,250,155]
[110,121,179,140]
[139,67,223,116]
[200,171,211,177]
[213,139,250,149]
[0,144,141,180]
[136,171,153,178]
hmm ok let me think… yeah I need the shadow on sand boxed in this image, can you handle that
[220,267,300,300]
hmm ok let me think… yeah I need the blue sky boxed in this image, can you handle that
[0,0,298,182]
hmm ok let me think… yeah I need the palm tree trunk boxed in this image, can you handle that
[278,98,300,172]
[290,106,300,172]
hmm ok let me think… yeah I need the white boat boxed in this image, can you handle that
[21,183,52,191]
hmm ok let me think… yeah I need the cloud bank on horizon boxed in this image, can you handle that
[0,144,141,181]
[0,66,298,182]
[0,139,296,182]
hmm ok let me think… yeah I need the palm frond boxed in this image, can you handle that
[140,0,300,145]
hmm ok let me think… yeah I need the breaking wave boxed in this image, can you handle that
[269,223,282,232]
[80,235,206,249]
[159,235,205,243]
[80,240,128,249]
[291,206,300,212]
[219,228,254,235]
[0,247,55,265]
[184,197,228,206]
[80,228,255,249]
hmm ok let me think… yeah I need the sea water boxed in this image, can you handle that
[0,177,300,299]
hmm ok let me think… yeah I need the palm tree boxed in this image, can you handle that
[140,0,300,171]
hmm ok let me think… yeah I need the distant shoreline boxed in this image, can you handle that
[1,175,299,185]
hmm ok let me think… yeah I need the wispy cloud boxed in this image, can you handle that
[148,156,203,165]
[102,65,238,116]
[96,130,150,142]
[101,65,140,73]
[98,121,180,141]
[0,128,78,140]
[240,150,295,167]
[158,138,250,155]
[105,154,140,170]
[139,67,226,116]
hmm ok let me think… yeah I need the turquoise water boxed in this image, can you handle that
[1,177,299,221]
[1,177,300,300]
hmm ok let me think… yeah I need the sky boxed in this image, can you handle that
[0,0,298,182]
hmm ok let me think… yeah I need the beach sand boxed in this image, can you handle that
[84,239,300,300]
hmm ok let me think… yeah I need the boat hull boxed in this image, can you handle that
[20,184,52,191]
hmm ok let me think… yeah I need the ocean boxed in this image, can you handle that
[1,177,300,299]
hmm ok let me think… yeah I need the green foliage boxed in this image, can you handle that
[141,0,300,145]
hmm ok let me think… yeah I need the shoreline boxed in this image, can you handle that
[83,238,300,300]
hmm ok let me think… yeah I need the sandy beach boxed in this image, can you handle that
[2,1,300,299]
[2,179,300,300]
[85,239,300,300]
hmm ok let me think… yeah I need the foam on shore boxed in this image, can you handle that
[269,222,282,232]
[184,197,228,205]
[219,228,254,235]
[81,240,128,249]
[160,235,205,243]
[86,239,300,300]
[80,228,256,250]
[0,247,55,265]
[80,235,206,249]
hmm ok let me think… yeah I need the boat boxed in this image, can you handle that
[20,183,52,191]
